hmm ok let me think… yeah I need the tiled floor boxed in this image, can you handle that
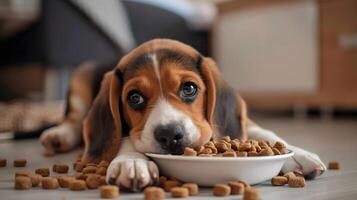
[1,116,356,199]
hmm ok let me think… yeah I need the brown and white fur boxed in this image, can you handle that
[40,39,326,191]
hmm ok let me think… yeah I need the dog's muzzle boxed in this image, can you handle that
[154,122,186,155]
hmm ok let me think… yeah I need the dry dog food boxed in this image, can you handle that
[100,185,119,198]
[243,187,261,200]
[182,183,199,196]
[171,187,189,198]
[15,176,32,190]
[53,164,69,173]
[15,171,31,177]
[328,161,340,170]
[83,166,97,174]
[0,159,6,167]
[288,176,305,188]
[271,176,288,186]
[144,187,165,200]
[35,168,50,177]
[69,180,86,191]
[86,174,101,189]
[181,137,286,157]
[183,147,197,156]
[99,176,107,186]
[284,172,296,181]
[96,167,107,176]
[159,176,168,187]
[42,177,59,189]
[98,160,110,168]
[213,184,231,196]
[29,174,42,187]
[163,180,181,192]
[13,159,27,167]
[58,176,74,188]
[228,181,245,195]
[74,162,86,172]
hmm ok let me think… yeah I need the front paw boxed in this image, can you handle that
[40,124,79,153]
[282,146,326,179]
[106,158,159,191]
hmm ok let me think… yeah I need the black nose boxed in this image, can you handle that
[154,123,185,154]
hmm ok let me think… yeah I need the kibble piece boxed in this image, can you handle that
[258,141,270,149]
[223,150,236,157]
[273,141,286,154]
[228,181,245,195]
[15,171,31,177]
[201,148,213,154]
[86,174,100,189]
[216,142,231,153]
[328,161,340,170]
[230,140,240,150]
[53,164,69,173]
[42,177,59,189]
[159,176,167,187]
[35,168,50,177]
[258,147,274,156]
[15,176,32,190]
[248,151,259,157]
[100,185,119,198]
[213,184,231,196]
[243,187,261,200]
[74,162,86,172]
[58,176,74,188]
[13,159,27,167]
[164,180,181,192]
[237,180,250,188]
[288,177,305,188]
[99,176,107,186]
[69,180,87,191]
[183,147,197,156]
[98,160,109,168]
[236,151,248,157]
[0,159,6,167]
[74,172,86,180]
[239,142,252,152]
[171,187,189,198]
[29,174,42,187]
[272,148,281,155]
[83,166,97,174]
[86,162,97,167]
[182,183,199,196]
[144,187,165,200]
[96,167,107,176]
[284,172,296,181]
[271,176,288,186]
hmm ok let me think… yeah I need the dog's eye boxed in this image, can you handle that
[179,82,198,103]
[127,91,146,110]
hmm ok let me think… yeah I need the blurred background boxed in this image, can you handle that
[0,0,356,136]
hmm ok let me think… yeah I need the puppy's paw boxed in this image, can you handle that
[40,124,80,153]
[106,158,159,191]
[282,146,326,179]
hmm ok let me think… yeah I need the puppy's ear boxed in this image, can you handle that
[200,57,248,140]
[82,70,126,162]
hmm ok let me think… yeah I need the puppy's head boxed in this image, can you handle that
[109,39,238,154]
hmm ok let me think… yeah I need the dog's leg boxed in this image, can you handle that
[247,125,326,179]
[106,137,159,191]
[40,63,96,153]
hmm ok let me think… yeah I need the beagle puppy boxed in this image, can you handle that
[40,39,326,191]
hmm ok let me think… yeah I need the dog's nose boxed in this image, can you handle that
[154,123,184,154]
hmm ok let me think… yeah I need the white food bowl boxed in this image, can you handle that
[146,150,294,186]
